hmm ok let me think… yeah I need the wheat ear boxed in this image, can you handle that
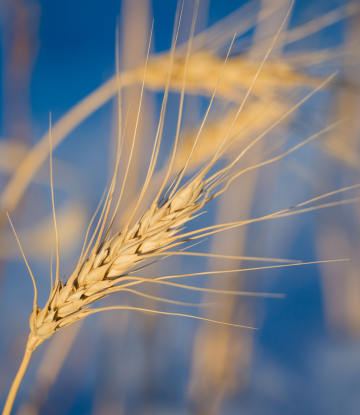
[0,4,284,410]
[3,2,357,413]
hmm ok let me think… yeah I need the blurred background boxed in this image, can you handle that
[1,0,360,414]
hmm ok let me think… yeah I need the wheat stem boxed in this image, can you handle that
[2,348,32,415]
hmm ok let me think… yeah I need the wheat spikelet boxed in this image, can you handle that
[28,178,205,347]
[26,149,279,351]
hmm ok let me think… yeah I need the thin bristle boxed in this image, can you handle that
[49,114,60,286]
[6,212,38,313]
[85,305,258,330]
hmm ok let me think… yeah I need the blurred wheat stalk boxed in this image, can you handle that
[0,0,359,414]
[316,8,360,338]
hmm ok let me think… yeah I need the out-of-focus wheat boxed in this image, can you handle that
[175,99,288,171]
[316,8,360,338]
[144,51,320,103]
[1,2,355,223]
[187,3,290,409]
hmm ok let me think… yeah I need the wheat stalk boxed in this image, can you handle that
[1,63,351,415]
[2,2,357,413]
[1,94,353,415]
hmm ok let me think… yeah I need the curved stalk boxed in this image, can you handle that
[2,348,33,415]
